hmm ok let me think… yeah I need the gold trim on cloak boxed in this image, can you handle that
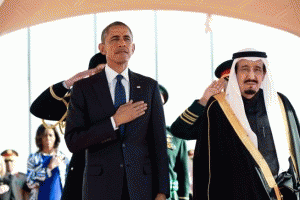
[210,92,283,200]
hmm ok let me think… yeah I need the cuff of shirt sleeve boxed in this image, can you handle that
[110,117,118,131]
[62,81,68,89]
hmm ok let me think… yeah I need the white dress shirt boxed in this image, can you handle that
[105,65,130,130]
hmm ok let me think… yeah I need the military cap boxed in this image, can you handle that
[88,52,107,70]
[214,59,233,79]
[1,149,18,161]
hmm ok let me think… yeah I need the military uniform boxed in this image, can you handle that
[0,150,30,200]
[168,59,233,200]
[0,173,30,200]
[166,127,190,200]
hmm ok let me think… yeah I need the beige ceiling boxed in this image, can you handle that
[1,0,300,37]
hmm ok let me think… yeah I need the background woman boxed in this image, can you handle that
[26,125,69,200]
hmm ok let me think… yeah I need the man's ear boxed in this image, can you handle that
[132,43,135,54]
[262,72,266,81]
[99,43,106,55]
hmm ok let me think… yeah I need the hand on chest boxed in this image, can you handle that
[87,82,152,124]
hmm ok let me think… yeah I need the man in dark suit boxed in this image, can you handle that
[65,21,169,200]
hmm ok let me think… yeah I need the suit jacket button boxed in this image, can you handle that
[120,164,124,168]
[122,144,126,148]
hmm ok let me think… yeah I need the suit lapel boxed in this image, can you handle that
[91,70,144,140]
[129,69,142,102]
[92,71,116,116]
[123,70,144,140]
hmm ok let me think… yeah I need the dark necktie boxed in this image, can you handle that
[114,74,126,138]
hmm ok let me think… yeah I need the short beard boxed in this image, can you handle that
[244,89,256,95]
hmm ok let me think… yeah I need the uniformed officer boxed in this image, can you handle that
[0,149,30,200]
[170,60,232,200]
[159,85,190,200]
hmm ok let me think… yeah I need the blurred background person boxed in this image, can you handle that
[0,150,30,200]
[0,156,9,195]
[159,85,190,200]
[29,52,106,200]
[187,149,194,200]
[0,156,5,178]
[26,125,69,200]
